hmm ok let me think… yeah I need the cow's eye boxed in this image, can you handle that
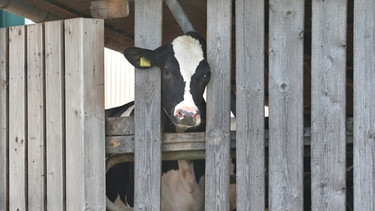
[202,72,210,81]
[162,67,172,79]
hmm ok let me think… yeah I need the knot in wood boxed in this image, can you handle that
[279,83,288,93]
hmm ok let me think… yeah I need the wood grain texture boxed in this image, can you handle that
[27,23,45,211]
[8,25,27,211]
[268,0,305,210]
[105,123,354,154]
[206,0,232,210]
[235,0,265,210]
[90,0,129,19]
[133,0,163,210]
[45,20,65,211]
[353,0,375,210]
[311,0,347,210]
[106,116,134,135]
[0,28,8,211]
[64,18,105,211]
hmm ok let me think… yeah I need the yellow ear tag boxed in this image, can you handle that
[140,56,151,67]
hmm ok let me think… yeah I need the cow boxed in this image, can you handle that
[106,31,236,211]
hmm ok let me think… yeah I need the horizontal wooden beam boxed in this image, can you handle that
[90,0,129,19]
[106,116,134,135]
[105,116,354,159]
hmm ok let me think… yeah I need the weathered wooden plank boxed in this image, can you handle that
[311,0,347,210]
[106,116,134,135]
[8,25,27,211]
[90,0,129,19]
[64,18,105,210]
[268,0,305,210]
[106,132,238,155]
[133,0,163,210]
[0,28,8,211]
[106,136,135,154]
[235,0,265,210]
[105,116,241,137]
[26,23,45,211]
[107,133,210,153]
[353,0,375,210]
[106,116,354,137]
[106,129,356,155]
[45,20,65,211]
[206,0,232,210]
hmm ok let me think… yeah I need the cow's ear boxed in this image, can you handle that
[123,47,155,69]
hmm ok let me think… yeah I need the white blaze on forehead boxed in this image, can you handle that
[172,35,204,107]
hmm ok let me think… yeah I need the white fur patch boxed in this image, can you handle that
[172,35,204,108]
[162,169,205,211]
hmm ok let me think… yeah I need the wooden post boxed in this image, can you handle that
[45,20,65,211]
[206,0,232,210]
[8,25,27,211]
[236,0,265,210]
[354,0,375,209]
[27,23,45,211]
[311,0,347,210]
[64,18,105,210]
[133,0,163,210]
[268,0,304,210]
[0,28,8,211]
[90,0,129,19]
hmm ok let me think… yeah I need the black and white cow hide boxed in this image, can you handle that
[106,32,230,211]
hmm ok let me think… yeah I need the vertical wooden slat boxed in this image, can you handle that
[268,0,304,210]
[65,18,105,210]
[0,28,9,211]
[133,0,162,210]
[27,23,45,211]
[311,0,347,210]
[45,20,65,211]
[206,0,232,210]
[353,0,375,210]
[8,25,27,211]
[235,0,265,210]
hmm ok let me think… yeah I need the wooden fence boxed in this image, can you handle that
[106,0,375,211]
[1,0,374,211]
[0,18,105,210]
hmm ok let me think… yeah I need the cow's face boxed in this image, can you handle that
[124,32,210,131]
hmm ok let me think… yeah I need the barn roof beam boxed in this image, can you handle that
[0,0,134,52]
[0,0,59,22]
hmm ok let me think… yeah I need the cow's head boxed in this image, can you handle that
[124,32,210,131]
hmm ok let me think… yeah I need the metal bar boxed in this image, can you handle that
[164,0,195,33]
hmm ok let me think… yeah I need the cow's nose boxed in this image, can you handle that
[176,109,200,126]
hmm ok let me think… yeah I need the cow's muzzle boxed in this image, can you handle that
[175,108,201,127]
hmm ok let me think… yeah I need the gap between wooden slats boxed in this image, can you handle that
[353,0,375,210]
[268,0,305,210]
[311,0,347,210]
